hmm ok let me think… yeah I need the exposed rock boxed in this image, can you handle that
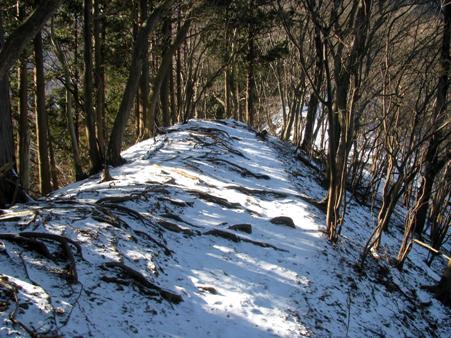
[270,216,296,228]
[228,223,252,234]
[157,220,194,236]
[197,285,218,294]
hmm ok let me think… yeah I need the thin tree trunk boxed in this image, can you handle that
[0,16,21,207]
[34,31,52,195]
[413,0,450,236]
[18,53,30,192]
[246,0,256,128]
[50,20,84,180]
[17,2,30,192]
[301,25,323,153]
[397,0,450,266]
[161,16,172,127]
[138,0,149,137]
[84,0,102,173]
[148,18,191,133]
[94,0,106,158]
[48,129,59,190]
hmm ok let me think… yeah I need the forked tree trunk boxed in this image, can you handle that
[147,18,191,134]
[108,0,175,166]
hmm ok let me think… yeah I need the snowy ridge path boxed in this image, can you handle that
[0,120,449,337]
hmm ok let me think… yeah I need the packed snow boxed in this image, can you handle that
[0,119,449,337]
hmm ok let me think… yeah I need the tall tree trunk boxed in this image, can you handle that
[50,20,84,180]
[246,0,256,128]
[175,5,182,123]
[301,25,323,153]
[108,0,175,166]
[148,18,191,134]
[94,0,106,158]
[0,18,20,208]
[325,0,372,241]
[176,49,182,122]
[224,16,232,119]
[160,16,172,127]
[138,0,149,138]
[34,31,52,195]
[84,0,102,173]
[18,55,30,192]
[17,2,30,193]
[169,55,176,124]
[397,0,450,267]
[74,17,81,146]
[413,0,450,236]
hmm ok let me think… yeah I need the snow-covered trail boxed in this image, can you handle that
[1,119,449,337]
[132,121,323,337]
[59,119,326,337]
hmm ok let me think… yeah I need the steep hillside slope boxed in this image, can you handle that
[0,120,449,337]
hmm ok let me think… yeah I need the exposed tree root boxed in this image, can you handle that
[98,203,150,225]
[205,158,270,180]
[225,184,325,213]
[95,185,168,205]
[20,232,82,257]
[0,233,53,259]
[19,232,82,284]
[101,261,183,304]
[157,220,196,236]
[225,185,292,199]
[61,240,78,284]
[160,213,200,228]
[157,196,194,208]
[190,133,246,158]
[89,202,172,256]
[143,137,168,160]
[204,229,287,252]
[134,230,173,256]
[1,232,82,284]
[0,210,37,223]
[186,190,241,209]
